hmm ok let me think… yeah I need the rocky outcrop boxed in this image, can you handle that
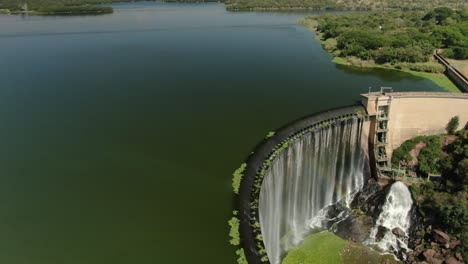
[350,178,390,220]
[432,230,450,244]
[406,227,465,264]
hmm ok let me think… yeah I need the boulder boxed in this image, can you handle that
[414,244,425,255]
[450,240,461,249]
[432,230,450,244]
[427,258,443,264]
[445,257,463,264]
[392,227,406,237]
[376,225,389,242]
[333,209,373,242]
[423,249,436,260]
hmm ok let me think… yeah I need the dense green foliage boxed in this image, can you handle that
[391,135,444,175]
[409,129,468,256]
[226,0,466,11]
[308,8,468,66]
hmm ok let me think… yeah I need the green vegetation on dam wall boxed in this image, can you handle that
[228,105,368,264]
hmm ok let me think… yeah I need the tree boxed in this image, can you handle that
[446,116,460,134]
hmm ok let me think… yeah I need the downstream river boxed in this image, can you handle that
[0,3,442,264]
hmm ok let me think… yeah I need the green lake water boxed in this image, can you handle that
[0,3,442,264]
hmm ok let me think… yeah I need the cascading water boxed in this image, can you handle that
[366,181,413,256]
[258,117,369,264]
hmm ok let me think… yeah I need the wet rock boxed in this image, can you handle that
[333,210,373,242]
[445,257,463,264]
[350,179,389,219]
[376,225,389,242]
[392,227,405,237]
[432,230,450,244]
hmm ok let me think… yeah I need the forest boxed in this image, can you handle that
[301,8,468,73]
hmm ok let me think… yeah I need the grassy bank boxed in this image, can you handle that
[283,231,400,264]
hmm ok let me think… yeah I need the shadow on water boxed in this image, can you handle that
[335,63,425,82]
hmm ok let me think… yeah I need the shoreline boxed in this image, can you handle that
[299,18,461,93]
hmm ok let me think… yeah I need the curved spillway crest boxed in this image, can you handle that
[259,117,369,264]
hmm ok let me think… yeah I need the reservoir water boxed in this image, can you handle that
[0,3,442,264]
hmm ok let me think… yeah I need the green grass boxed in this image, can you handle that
[282,232,401,264]
[282,231,347,264]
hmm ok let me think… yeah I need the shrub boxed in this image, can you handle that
[446,116,459,134]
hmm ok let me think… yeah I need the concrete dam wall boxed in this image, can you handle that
[361,91,468,168]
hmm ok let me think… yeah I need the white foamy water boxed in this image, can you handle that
[366,181,413,255]
[258,117,369,264]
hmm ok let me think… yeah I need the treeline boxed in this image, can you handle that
[226,0,466,11]
[0,0,222,15]
[0,0,117,14]
[308,7,468,66]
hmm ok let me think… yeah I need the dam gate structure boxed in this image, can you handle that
[361,90,468,178]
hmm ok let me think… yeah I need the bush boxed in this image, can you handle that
[446,116,459,134]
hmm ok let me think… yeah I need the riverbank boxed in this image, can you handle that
[298,16,462,93]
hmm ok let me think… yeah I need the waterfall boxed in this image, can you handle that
[258,117,369,264]
[366,181,413,256]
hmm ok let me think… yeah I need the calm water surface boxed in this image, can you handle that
[0,3,442,264]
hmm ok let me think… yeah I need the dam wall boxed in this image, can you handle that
[361,92,468,164]
[238,105,369,264]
